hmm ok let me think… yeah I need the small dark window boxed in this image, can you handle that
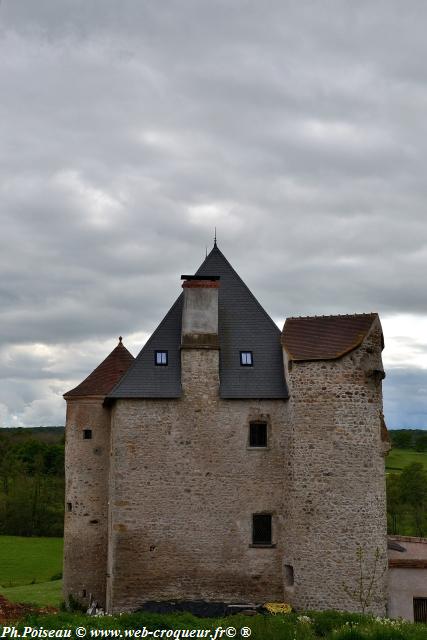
[414,598,427,623]
[83,429,92,440]
[67,502,72,512]
[252,514,272,545]
[284,564,294,587]
[249,422,267,447]
[155,350,168,366]
[240,351,253,366]
[82,589,87,598]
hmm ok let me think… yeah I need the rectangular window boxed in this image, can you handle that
[155,350,168,366]
[67,502,72,512]
[240,351,253,366]
[414,598,427,623]
[252,514,272,545]
[284,564,294,587]
[83,429,92,440]
[249,422,267,447]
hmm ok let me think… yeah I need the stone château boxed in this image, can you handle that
[63,243,390,614]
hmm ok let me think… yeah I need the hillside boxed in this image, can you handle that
[386,447,427,473]
[0,535,63,607]
[0,426,64,443]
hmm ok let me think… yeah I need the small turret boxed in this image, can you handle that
[63,338,134,608]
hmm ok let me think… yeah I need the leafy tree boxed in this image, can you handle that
[0,436,18,494]
[0,433,65,536]
[390,430,413,449]
[400,463,427,537]
[414,432,427,452]
[386,473,402,535]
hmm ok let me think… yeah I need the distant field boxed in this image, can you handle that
[0,536,63,588]
[1,579,62,606]
[386,447,427,473]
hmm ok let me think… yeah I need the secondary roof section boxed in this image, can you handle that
[64,338,135,398]
[282,313,380,361]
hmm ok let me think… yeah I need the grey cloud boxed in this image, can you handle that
[384,368,427,429]
[1,1,427,426]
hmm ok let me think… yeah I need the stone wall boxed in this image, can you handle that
[107,348,290,613]
[63,397,111,608]
[284,318,389,615]
[64,319,389,615]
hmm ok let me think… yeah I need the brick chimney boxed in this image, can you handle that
[180,275,220,348]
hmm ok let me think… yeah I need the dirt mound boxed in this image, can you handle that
[0,595,57,623]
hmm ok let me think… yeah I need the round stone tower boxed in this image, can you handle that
[281,313,390,616]
[63,338,134,608]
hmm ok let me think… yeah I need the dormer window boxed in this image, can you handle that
[155,350,168,366]
[240,351,253,366]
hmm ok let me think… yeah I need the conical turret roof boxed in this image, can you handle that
[64,338,134,398]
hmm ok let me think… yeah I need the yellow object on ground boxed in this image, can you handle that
[264,602,292,614]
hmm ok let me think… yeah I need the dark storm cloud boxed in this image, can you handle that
[0,1,427,425]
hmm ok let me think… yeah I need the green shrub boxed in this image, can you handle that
[331,629,366,640]
[308,610,367,636]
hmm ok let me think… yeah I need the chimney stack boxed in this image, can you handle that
[180,275,220,348]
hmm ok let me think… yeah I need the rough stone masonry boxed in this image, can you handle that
[63,244,390,615]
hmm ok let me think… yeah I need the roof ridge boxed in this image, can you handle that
[286,312,378,321]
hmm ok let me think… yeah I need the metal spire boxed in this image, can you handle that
[214,227,217,247]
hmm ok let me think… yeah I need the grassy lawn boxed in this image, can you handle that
[1,579,62,606]
[386,447,427,473]
[0,535,63,587]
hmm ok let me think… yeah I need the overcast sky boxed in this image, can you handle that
[1,1,427,429]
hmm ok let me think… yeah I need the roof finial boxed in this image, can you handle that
[205,245,208,258]
[119,336,123,343]
[214,227,217,247]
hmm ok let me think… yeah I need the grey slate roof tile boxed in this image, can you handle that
[108,245,288,400]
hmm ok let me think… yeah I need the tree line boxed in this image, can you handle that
[387,463,427,537]
[0,432,64,537]
[389,428,427,451]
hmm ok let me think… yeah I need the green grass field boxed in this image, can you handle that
[0,535,63,587]
[1,579,62,606]
[386,447,427,473]
[0,535,63,606]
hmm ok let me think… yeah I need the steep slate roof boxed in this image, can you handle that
[64,338,134,398]
[282,313,379,361]
[108,244,288,399]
